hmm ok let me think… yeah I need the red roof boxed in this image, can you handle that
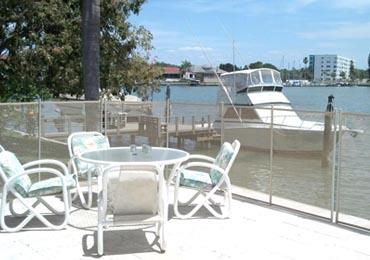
[163,66,180,74]
[0,54,9,61]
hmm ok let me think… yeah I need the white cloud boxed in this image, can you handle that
[179,46,213,52]
[297,22,370,40]
[330,0,370,10]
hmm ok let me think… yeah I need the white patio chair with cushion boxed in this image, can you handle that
[97,164,167,255]
[173,140,240,219]
[67,131,110,208]
[0,145,75,232]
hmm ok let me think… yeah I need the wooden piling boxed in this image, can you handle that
[321,95,334,168]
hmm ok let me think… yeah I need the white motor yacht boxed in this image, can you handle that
[214,68,334,154]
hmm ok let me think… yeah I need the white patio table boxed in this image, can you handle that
[78,145,189,200]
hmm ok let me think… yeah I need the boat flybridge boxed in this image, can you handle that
[215,68,330,154]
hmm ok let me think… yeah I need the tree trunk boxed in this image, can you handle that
[82,0,100,100]
[82,0,100,131]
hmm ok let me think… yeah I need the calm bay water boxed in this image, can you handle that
[154,85,370,223]
[153,85,370,114]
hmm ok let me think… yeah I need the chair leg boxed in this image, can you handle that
[97,191,104,256]
[1,188,70,232]
[9,199,37,217]
[74,173,93,209]
[174,185,231,219]
[159,221,166,252]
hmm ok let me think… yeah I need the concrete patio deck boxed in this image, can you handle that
[1,187,370,260]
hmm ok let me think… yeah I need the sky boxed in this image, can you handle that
[129,0,370,70]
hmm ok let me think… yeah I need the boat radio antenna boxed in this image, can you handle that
[184,18,243,123]
[218,21,249,69]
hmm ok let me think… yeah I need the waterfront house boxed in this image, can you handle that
[187,65,226,85]
[161,66,181,83]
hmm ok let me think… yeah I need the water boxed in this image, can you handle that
[153,85,370,114]
[154,85,370,224]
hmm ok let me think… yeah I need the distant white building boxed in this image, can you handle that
[309,54,355,82]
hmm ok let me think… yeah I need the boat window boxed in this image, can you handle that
[220,75,231,86]
[272,70,283,84]
[235,74,249,91]
[247,86,262,93]
[251,71,261,85]
[261,70,274,84]
[275,86,283,92]
[263,86,275,91]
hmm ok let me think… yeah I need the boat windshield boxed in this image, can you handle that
[220,69,283,94]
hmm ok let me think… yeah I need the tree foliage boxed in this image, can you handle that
[248,61,278,70]
[0,0,161,102]
[219,63,239,72]
[368,53,370,79]
[179,60,192,74]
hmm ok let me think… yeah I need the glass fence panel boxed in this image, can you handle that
[337,113,370,229]
[41,101,101,142]
[40,101,102,163]
[3,99,370,230]
[162,102,220,150]
[0,102,40,163]
[270,108,333,218]
[104,101,159,146]
[222,105,271,202]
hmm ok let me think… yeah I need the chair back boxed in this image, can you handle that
[102,164,163,216]
[209,140,240,185]
[67,131,110,174]
[0,146,31,197]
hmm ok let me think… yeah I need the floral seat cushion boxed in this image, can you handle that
[71,135,110,176]
[179,142,235,190]
[209,142,234,185]
[28,175,76,197]
[0,150,76,198]
[0,151,31,197]
[180,169,213,190]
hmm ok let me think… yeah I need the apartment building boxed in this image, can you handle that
[309,54,355,82]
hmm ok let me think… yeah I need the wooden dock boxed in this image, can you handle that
[40,115,221,146]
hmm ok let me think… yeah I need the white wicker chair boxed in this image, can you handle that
[0,145,75,232]
[67,131,110,208]
[97,164,167,255]
[173,140,240,219]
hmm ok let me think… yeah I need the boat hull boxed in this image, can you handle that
[221,124,326,155]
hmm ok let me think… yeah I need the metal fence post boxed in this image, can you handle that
[166,98,170,147]
[221,102,224,145]
[38,99,42,181]
[333,110,343,223]
[269,105,274,204]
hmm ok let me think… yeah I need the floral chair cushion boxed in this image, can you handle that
[0,151,32,197]
[28,175,76,197]
[180,169,213,190]
[71,135,110,175]
[209,142,234,185]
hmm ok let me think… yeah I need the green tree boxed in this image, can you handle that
[303,57,308,79]
[249,61,264,69]
[248,61,277,70]
[0,1,82,101]
[180,60,192,75]
[368,53,370,80]
[330,72,336,81]
[0,0,158,102]
[219,63,237,72]
[349,60,356,80]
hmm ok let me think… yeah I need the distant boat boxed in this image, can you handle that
[214,68,352,154]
